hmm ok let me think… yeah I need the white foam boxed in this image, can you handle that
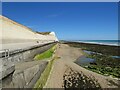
[77,41,119,46]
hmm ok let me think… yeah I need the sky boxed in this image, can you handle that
[2,2,118,40]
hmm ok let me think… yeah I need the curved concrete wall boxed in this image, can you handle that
[2,61,48,88]
[0,15,58,50]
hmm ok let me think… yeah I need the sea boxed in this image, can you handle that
[72,40,119,46]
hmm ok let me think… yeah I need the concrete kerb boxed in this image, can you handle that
[43,44,58,88]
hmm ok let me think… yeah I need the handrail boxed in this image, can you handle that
[0,41,57,58]
[0,49,10,58]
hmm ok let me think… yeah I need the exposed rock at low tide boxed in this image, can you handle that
[62,67,101,89]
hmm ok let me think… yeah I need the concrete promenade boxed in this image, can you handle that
[1,41,53,51]
[1,43,56,88]
[0,15,59,88]
[45,44,120,88]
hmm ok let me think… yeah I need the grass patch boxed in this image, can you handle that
[34,44,57,60]
[34,44,58,89]
[34,58,54,89]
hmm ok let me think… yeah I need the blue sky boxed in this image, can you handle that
[2,2,118,40]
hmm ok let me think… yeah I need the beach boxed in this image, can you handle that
[45,43,120,88]
[1,2,119,89]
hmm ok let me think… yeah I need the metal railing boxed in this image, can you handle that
[0,41,57,58]
[0,49,10,58]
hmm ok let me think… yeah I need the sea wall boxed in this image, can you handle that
[2,60,48,88]
[0,15,58,88]
[1,43,55,80]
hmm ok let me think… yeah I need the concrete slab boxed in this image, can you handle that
[2,60,48,88]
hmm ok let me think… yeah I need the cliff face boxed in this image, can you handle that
[0,15,58,50]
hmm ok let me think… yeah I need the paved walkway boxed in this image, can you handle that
[45,44,83,88]
[45,44,120,88]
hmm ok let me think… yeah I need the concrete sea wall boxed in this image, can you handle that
[2,60,48,88]
[1,43,56,88]
[1,43,55,80]
[0,15,58,88]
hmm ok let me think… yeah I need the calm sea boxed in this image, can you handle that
[74,40,119,46]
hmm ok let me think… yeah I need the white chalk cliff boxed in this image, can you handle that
[0,15,58,50]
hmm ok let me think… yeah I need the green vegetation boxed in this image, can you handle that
[34,58,54,89]
[85,65,120,78]
[34,56,61,89]
[34,45,57,60]
[36,31,51,35]
[34,44,58,89]
[85,53,120,78]
[65,41,120,78]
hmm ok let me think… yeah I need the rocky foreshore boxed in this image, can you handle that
[45,43,120,88]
